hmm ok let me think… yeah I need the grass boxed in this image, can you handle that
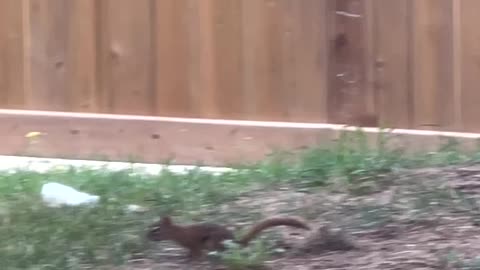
[1,130,480,269]
[441,252,480,269]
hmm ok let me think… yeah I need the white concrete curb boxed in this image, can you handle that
[0,155,234,175]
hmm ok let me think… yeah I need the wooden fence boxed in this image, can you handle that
[0,0,479,132]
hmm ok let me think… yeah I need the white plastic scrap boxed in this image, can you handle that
[126,204,148,213]
[41,182,100,207]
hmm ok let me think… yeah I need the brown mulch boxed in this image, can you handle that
[124,164,480,270]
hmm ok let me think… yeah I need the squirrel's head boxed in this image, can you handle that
[146,216,174,241]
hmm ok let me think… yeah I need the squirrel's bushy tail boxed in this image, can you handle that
[237,217,310,245]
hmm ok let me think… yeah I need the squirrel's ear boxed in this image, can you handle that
[161,216,172,225]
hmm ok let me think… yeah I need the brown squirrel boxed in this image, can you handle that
[146,215,311,258]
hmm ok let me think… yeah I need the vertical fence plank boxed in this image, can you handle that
[452,0,462,131]
[153,0,193,117]
[282,0,329,122]
[98,0,154,115]
[242,0,289,121]
[362,0,377,127]
[210,0,245,119]
[411,0,454,130]
[460,0,480,132]
[191,0,218,118]
[183,0,202,117]
[263,0,289,121]
[278,0,297,121]
[372,0,411,129]
[27,0,68,111]
[66,0,98,112]
[0,0,24,108]
[241,0,267,120]
[327,0,371,126]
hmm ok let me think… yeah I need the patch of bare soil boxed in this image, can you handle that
[130,164,480,269]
